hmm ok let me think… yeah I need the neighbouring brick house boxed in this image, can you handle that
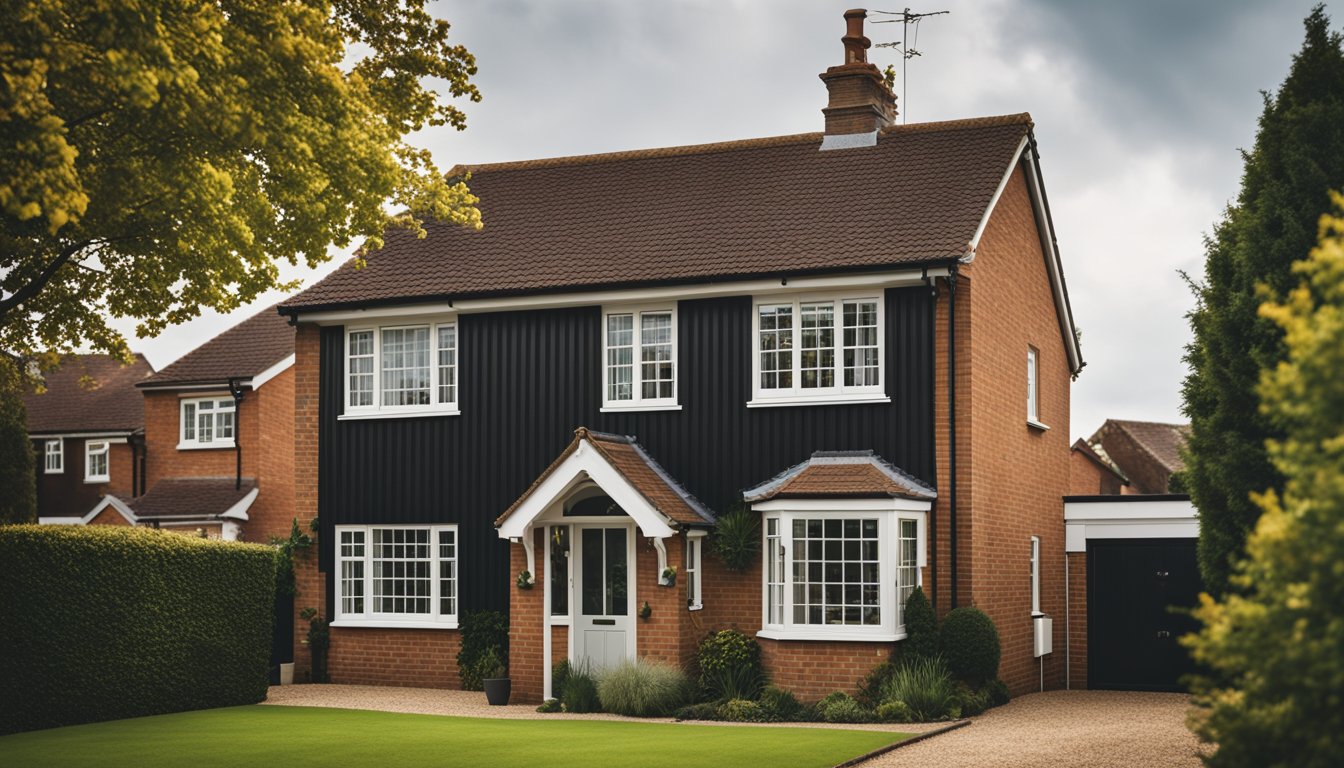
[278,9,1083,701]
[1086,419,1189,494]
[28,354,155,525]
[1069,438,1128,496]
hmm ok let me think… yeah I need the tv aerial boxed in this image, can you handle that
[872,8,950,124]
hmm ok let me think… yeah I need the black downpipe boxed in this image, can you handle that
[947,266,960,609]
[130,435,139,498]
[228,378,246,490]
[925,273,940,613]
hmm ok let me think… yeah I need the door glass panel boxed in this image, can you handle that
[582,528,604,616]
[605,527,628,616]
[550,526,570,616]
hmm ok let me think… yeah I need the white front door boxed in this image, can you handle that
[574,524,635,671]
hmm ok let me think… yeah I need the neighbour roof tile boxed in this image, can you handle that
[281,114,1032,311]
[744,450,936,502]
[23,354,154,434]
[142,305,294,387]
[130,477,257,520]
[1092,420,1190,475]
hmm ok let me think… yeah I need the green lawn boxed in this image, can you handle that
[0,705,910,768]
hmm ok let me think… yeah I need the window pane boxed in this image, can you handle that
[439,529,457,617]
[791,516,881,626]
[605,528,628,616]
[198,411,213,443]
[581,528,604,616]
[216,409,234,440]
[340,530,366,615]
[799,303,835,388]
[438,325,457,405]
[349,330,375,407]
[606,314,634,402]
[372,528,432,615]
[182,403,196,440]
[842,300,880,387]
[759,305,793,390]
[639,312,674,401]
[381,327,431,407]
[550,526,570,616]
[897,519,918,629]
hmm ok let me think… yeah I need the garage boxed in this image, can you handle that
[1065,496,1203,692]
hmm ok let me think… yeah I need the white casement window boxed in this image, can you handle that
[333,525,459,628]
[344,319,459,419]
[602,305,678,411]
[1030,535,1042,616]
[84,441,110,483]
[44,439,63,474]
[759,504,926,642]
[1027,346,1046,429]
[685,534,704,610]
[179,396,236,449]
[750,293,887,407]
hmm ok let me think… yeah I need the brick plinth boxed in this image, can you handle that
[327,627,463,688]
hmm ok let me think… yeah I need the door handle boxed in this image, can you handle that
[1156,630,1171,639]
[1155,570,1170,579]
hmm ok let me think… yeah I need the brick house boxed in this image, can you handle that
[278,9,1082,701]
[28,354,154,525]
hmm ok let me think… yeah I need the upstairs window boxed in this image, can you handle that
[85,441,109,483]
[1027,346,1047,429]
[602,305,678,411]
[344,319,459,418]
[751,293,887,407]
[180,396,236,449]
[44,439,63,474]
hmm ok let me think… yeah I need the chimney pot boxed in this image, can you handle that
[842,9,870,65]
[819,8,897,142]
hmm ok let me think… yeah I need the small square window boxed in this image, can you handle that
[85,441,110,483]
[44,439,63,474]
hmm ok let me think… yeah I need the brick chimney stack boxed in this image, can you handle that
[820,9,897,145]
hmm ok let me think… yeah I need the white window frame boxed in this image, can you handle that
[749,291,890,407]
[685,531,705,611]
[341,316,461,420]
[755,499,927,642]
[44,439,63,474]
[178,395,237,450]
[1027,346,1048,430]
[84,440,110,483]
[331,524,460,629]
[601,304,680,412]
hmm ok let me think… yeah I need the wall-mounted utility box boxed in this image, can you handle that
[1033,614,1053,657]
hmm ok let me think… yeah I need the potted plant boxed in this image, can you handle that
[480,647,511,706]
[660,565,677,587]
[517,570,534,590]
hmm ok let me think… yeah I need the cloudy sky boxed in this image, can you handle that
[115,0,1321,439]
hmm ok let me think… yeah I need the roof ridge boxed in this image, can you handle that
[451,112,1032,176]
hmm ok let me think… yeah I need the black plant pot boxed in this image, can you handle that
[484,677,512,706]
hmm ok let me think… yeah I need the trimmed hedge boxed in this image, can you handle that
[0,525,276,734]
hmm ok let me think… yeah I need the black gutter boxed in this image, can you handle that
[947,265,960,610]
[1063,494,1191,503]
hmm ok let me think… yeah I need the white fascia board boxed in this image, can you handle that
[963,134,1030,262]
[81,495,138,525]
[219,487,260,521]
[497,440,676,539]
[1063,499,1197,522]
[294,269,945,326]
[250,354,295,390]
[39,516,85,525]
[1022,147,1083,374]
[750,498,932,513]
[29,430,136,440]
[1066,520,1200,552]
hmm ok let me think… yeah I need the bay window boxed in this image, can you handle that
[333,525,459,628]
[751,293,886,406]
[344,319,459,418]
[602,305,678,411]
[180,396,236,449]
[758,502,925,642]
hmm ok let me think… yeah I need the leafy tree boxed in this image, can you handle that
[1182,5,1344,594]
[1,0,482,359]
[0,356,37,524]
[1184,195,1344,768]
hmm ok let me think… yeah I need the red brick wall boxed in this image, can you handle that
[88,502,132,526]
[952,166,1071,696]
[292,324,323,678]
[1066,551,1087,689]
[1070,449,1112,495]
[106,443,134,497]
[510,529,546,703]
[759,639,890,700]
[327,627,463,688]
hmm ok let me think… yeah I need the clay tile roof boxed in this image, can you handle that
[496,427,714,528]
[24,354,155,434]
[130,478,257,520]
[142,305,295,388]
[1096,420,1190,475]
[281,114,1033,312]
[744,450,936,502]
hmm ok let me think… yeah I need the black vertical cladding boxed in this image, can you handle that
[317,286,935,616]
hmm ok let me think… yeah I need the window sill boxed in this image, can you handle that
[757,627,905,643]
[329,620,459,630]
[44,469,63,475]
[747,393,890,408]
[599,403,683,413]
[338,408,461,422]
[1027,419,1051,432]
[83,477,110,484]
[177,442,236,451]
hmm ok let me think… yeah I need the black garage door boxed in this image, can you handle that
[1087,538,1202,691]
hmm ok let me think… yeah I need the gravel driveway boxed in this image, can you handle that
[861,690,1205,768]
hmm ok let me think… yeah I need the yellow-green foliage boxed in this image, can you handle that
[0,525,276,735]
[1185,194,1344,767]
[0,0,482,359]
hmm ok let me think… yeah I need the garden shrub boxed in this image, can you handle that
[561,665,601,713]
[717,698,767,722]
[597,659,690,717]
[674,702,721,721]
[954,682,991,717]
[710,504,759,572]
[816,692,870,723]
[457,610,509,691]
[985,678,1011,707]
[759,685,801,721]
[903,586,938,661]
[697,629,765,700]
[0,525,275,735]
[875,700,914,724]
[857,659,898,709]
[551,660,572,701]
[536,698,563,713]
[939,607,1001,686]
[880,655,959,722]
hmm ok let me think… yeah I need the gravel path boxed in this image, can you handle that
[859,690,1206,768]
